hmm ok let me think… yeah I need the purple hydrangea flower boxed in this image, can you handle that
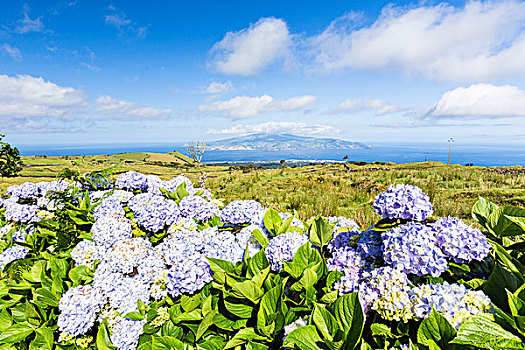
[382,222,448,277]
[91,214,133,248]
[374,184,433,221]
[4,203,39,223]
[160,175,194,193]
[327,247,366,295]
[110,317,146,350]
[431,217,491,263]
[57,285,106,336]
[115,171,148,191]
[94,198,125,221]
[128,193,180,232]
[265,231,308,271]
[356,229,383,259]
[221,200,264,224]
[6,182,39,199]
[165,255,213,297]
[179,195,219,221]
[0,246,28,270]
[106,276,151,314]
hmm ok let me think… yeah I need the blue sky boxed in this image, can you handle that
[1,0,525,146]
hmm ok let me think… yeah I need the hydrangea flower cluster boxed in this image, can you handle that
[109,317,146,350]
[94,198,125,221]
[431,217,491,263]
[358,267,415,321]
[373,184,433,221]
[327,247,367,295]
[411,282,492,328]
[128,193,180,232]
[165,255,213,297]
[382,222,448,277]
[91,214,133,247]
[221,200,263,224]
[178,195,220,221]
[265,231,308,271]
[71,240,101,267]
[0,246,28,270]
[115,171,148,191]
[57,285,106,337]
[4,203,39,223]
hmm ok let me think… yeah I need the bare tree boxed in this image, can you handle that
[186,141,208,188]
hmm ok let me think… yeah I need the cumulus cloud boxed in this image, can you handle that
[428,83,525,118]
[336,98,401,115]
[0,75,87,119]
[207,121,339,135]
[199,94,317,119]
[205,81,233,94]
[309,1,525,80]
[210,17,292,75]
[2,44,22,61]
[95,95,172,120]
[15,5,44,34]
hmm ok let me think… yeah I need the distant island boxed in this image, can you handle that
[207,133,372,151]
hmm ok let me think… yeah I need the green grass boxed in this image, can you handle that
[2,154,525,228]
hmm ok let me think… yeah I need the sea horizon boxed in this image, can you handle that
[15,142,525,167]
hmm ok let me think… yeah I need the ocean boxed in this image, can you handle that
[16,142,525,167]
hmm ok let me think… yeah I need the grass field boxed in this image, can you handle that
[2,153,525,228]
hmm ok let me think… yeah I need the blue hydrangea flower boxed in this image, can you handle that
[431,217,491,263]
[91,214,133,248]
[356,229,383,259]
[327,247,366,295]
[128,193,180,232]
[158,230,205,266]
[374,184,433,221]
[115,171,148,191]
[0,246,28,270]
[200,227,244,263]
[106,276,151,314]
[105,238,152,274]
[109,316,146,350]
[71,240,102,267]
[159,175,194,193]
[165,255,213,297]
[236,224,268,257]
[221,200,264,224]
[179,195,219,221]
[411,282,492,328]
[6,182,40,199]
[328,229,360,253]
[326,216,360,233]
[57,285,106,336]
[4,203,40,223]
[382,222,448,277]
[94,198,125,221]
[358,267,415,321]
[265,231,308,271]
[42,179,71,194]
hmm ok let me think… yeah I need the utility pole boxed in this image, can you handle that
[448,137,454,165]
[425,152,427,162]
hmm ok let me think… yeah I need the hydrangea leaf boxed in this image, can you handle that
[282,325,323,350]
[417,308,458,349]
[223,328,269,349]
[334,292,365,350]
[257,285,283,337]
[28,327,53,350]
[0,322,34,343]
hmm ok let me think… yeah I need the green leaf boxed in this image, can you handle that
[283,325,323,350]
[0,322,34,343]
[263,208,282,235]
[308,217,333,247]
[334,292,365,350]
[417,308,457,349]
[224,298,253,318]
[484,264,522,310]
[230,280,264,303]
[0,309,12,331]
[97,322,116,350]
[68,265,94,285]
[452,314,525,349]
[223,328,268,349]
[152,336,188,350]
[29,327,53,350]
[312,304,339,342]
[251,229,269,249]
[124,311,145,320]
[196,310,216,341]
[206,258,235,274]
[472,197,499,226]
[257,285,282,337]
[33,287,59,307]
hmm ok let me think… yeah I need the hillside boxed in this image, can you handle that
[207,133,372,151]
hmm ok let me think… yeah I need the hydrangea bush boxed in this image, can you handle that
[0,172,524,350]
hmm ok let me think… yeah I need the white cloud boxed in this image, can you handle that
[207,121,339,135]
[2,44,22,61]
[0,75,86,119]
[205,81,233,94]
[199,94,317,119]
[308,1,525,80]
[210,17,292,75]
[336,98,400,115]
[15,5,44,34]
[95,95,172,120]
[429,83,525,118]
[104,7,148,38]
